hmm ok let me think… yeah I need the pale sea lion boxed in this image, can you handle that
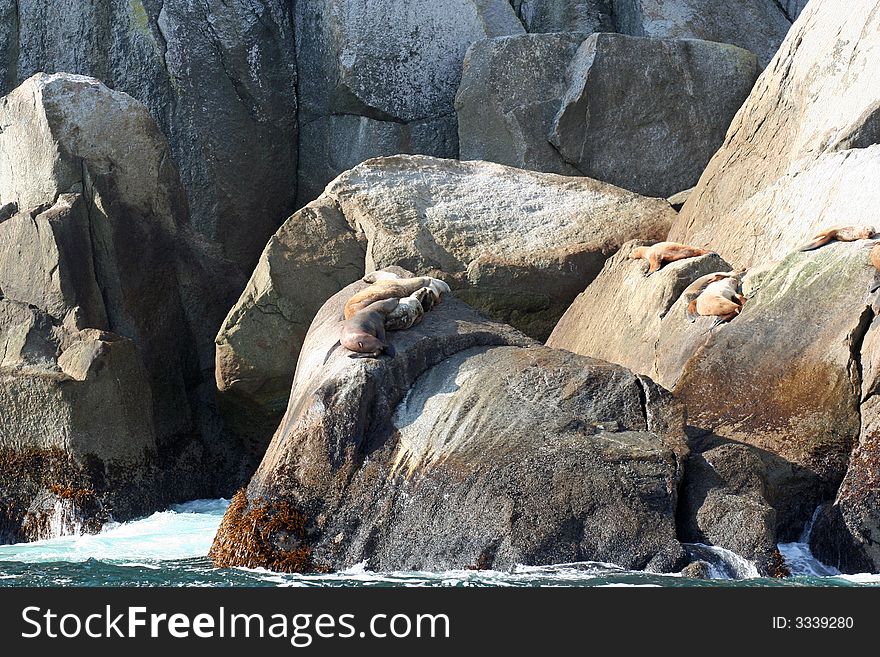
[680,271,739,322]
[694,276,746,326]
[385,288,433,331]
[344,276,450,320]
[798,224,876,251]
[339,298,399,358]
[629,241,714,276]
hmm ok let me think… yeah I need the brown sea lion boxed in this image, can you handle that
[344,276,450,320]
[384,288,433,331]
[798,224,876,251]
[680,271,739,322]
[869,243,880,293]
[339,298,399,358]
[629,241,714,276]
[694,276,746,326]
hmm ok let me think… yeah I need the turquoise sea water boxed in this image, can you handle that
[0,499,877,587]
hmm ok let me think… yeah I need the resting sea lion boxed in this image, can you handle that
[344,276,450,320]
[694,276,746,326]
[870,244,880,293]
[339,298,399,358]
[629,241,714,276]
[384,288,433,331]
[680,271,738,322]
[798,224,876,251]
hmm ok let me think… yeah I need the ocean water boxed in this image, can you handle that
[0,499,878,587]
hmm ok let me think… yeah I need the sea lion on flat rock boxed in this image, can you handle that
[344,276,450,320]
[797,224,876,251]
[340,298,399,358]
[629,241,714,276]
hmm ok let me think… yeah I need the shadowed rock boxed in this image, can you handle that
[2,0,298,275]
[549,33,758,197]
[610,0,791,68]
[0,73,247,541]
[456,33,586,175]
[295,0,523,205]
[209,273,689,573]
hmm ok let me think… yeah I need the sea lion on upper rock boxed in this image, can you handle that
[797,224,876,251]
[629,241,714,276]
[869,243,880,293]
[339,298,399,358]
[344,276,450,320]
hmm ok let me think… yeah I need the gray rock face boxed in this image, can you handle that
[550,33,758,197]
[611,0,791,68]
[294,0,523,206]
[3,0,298,275]
[511,0,614,33]
[456,33,585,175]
[0,73,246,541]
[810,298,880,573]
[209,274,689,573]
[670,0,880,268]
[215,155,676,453]
[548,239,875,558]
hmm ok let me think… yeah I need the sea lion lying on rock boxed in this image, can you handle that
[870,243,880,293]
[798,224,876,251]
[384,288,436,331]
[694,275,746,326]
[344,275,451,320]
[681,271,741,322]
[629,241,714,276]
[340,298,399,358]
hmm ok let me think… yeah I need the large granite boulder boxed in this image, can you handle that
[209,273,689,573]
[0,300,159,542]
[215,155,676,450]
[669,0,880,268]
[510,0,613,33]
[810,296,880,573]
[294,0,523,205]
[610,0,791,68]
[548,240,875,557]
[456,33,588,175]
[4,0,298,275]
[0,73,246,541]
[549,33,758,197]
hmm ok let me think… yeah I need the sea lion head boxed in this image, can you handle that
[347,334,394,358]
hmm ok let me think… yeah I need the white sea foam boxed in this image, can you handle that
[0,498,228,563]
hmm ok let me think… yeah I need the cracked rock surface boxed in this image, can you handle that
[1,0,298,277]
[209,271,689,573]
[294,0,523,205]
[0,73,247,541]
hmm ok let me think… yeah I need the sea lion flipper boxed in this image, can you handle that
[322,340,342,366]
[798,235,832,251]
[870,279,880,294]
